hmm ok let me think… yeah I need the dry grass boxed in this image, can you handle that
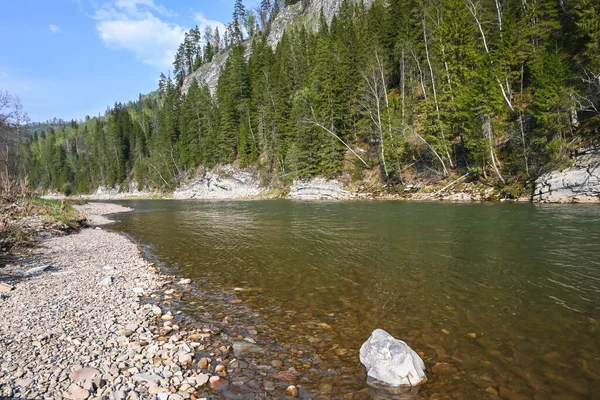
[0,185,85,254]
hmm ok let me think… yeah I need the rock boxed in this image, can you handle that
[334,348,348,356]
[179,383,192,392]
[171,166,264,199]
[98,276,113,286]
[286,385,299,397]
[289,177,354,200]
[533,152,600,203]
[232,341,265,357]
[215,364,227,377]
[70,367,101,382]
[273,371,297,383]
[149,386,168,394]
[271,360,283,368]
[178,353,193,365]
[161,313,174,321]
[26,265,52,275]
[119,329,134,337]
[152,306,162,315]
[178,278,191,284]
[157,393,169,400]
[132,287,144,295]
[66,383,90,399]
[132,373,162,383]
[431,362,458,375]
[209,376,227,390]
[467,332,477,338]
[359,329,426,387]
[319,382,333,394]
[230,360,248,369]
[15,378,34,387]
[198,358,209,369]
[485,387,499,395]
[441,329,450,335]
[0,282,14,292]
[499,386,530,400]
[195,373,210,387]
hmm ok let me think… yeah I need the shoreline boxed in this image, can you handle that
[0,203,276,399]
[41,192,600,204]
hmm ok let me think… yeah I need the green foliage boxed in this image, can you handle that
[20,0,600,194]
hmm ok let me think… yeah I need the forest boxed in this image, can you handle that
[9,0,600,196]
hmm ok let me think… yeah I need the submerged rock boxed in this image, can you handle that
[359,329,426,387]
[233,341,265,357]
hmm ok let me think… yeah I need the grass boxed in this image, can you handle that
[29,197,82,224]
[0,195,85,253]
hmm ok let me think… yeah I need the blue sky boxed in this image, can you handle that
[0,0,258,122]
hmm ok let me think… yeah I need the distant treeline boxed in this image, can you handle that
[20,0,600,195]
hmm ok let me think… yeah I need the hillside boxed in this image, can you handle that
[17,0,600,201]
[182,0,374,94]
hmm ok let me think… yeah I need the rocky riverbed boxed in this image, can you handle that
[0,203,304,399]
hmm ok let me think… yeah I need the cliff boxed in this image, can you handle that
[182,0,374,94]
[533,151,600,203]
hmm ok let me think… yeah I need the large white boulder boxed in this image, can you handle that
[359,329,426,387]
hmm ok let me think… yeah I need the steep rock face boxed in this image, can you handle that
[289,177,354,199]
[533,152,600,203]
[172,165,263,199]
[182,0,373,94]
[181,50,229,95]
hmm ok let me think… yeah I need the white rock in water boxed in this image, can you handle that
[359,329,426,387]
[178,278,191,284]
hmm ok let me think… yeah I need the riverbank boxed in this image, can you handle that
[40,151,600,203]
[2,203,295,399]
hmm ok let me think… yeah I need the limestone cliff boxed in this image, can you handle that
[533,151,600,203]
[182,0,374,94]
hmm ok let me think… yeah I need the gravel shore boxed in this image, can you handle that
[0,203,223,400]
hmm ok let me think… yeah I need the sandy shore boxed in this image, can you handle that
[0,203,233,399]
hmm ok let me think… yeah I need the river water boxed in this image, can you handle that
[110,200,600,399]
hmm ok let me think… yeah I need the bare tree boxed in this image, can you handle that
[360,51,394,178]
[0,91,29,191]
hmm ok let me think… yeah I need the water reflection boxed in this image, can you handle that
[111,200,600,398]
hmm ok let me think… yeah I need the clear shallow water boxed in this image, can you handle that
[110,200,600,398]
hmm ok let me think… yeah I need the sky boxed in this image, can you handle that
[0,0,259,122]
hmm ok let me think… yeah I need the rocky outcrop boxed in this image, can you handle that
[172,165,263,199]
[289,177,354,200]
[359,329,426,387]
[181,51,229,95]
[533,152,600,203]
[183,0,374,94]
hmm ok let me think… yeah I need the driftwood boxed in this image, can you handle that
[425,171,476,200]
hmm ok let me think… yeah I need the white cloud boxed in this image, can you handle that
[194,13,226,38]
[93,1,184,70]
[49,24,60,33]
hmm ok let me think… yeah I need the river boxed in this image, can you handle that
[109,200,600,399]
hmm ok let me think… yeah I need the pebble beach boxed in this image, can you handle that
[0,203,265,400]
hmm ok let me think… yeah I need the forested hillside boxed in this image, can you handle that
[19,0,600,196]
